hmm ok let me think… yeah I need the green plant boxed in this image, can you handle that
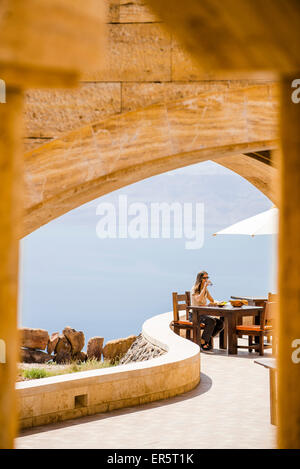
[22,368,52,380]
[67,358,117,373]
[19,359,117,381]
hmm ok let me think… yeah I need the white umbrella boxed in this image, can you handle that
[213,206,278,237]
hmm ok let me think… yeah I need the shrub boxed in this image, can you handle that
[19,359,117,381]
[22,368,51,380]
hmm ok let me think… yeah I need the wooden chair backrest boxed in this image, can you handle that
[261,301,276,328]
[172,291,191,321]
[268,292,278,302]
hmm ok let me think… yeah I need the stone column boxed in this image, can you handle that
[278,76,300,448]
[0,87,23,449]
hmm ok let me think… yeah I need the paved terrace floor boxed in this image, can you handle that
[16,339,276,449]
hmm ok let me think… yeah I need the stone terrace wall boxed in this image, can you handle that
[17,310,200,429]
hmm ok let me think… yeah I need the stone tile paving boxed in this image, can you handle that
[16,339,276,449]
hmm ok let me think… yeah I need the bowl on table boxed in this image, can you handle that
[230,299,248,307]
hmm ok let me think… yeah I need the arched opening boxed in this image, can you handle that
[20,159,277,343]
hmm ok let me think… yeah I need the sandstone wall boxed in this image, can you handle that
[24,0,272,152]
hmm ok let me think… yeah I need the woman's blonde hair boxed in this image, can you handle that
[194,271,208,294]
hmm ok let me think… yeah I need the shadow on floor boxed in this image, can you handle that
[18,372,212,438]
[201,337,273,360]
[202,348,273,360]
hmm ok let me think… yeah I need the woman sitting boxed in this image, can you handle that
[190,271,224,351]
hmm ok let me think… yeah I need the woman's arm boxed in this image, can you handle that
[193,282,208,304]
[207,290,215,303]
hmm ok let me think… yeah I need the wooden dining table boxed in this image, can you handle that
[189,304,263,354]
[230,295,267,307]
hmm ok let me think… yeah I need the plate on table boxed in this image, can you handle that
[213,301,228,307]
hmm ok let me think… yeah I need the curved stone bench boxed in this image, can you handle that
[17,311,200,429]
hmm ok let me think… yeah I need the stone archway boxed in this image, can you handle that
[22,84,278,237]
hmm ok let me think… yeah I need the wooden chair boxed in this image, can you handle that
[267,293,278,353]
[235,301,275,355]
[268,292,278,302]
[172,291,194,340]
[172,291,205,343]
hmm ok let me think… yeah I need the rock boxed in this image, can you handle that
[55,334,72,355]
[87,337,104,360]
[55,351,72,364]
[102,335,137,361]
[119,333,166,365]
[72,351,87,363]
[20,328,49,351]
[20,348,53,364]
[63,326,85,354]
[47,332,59,355]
